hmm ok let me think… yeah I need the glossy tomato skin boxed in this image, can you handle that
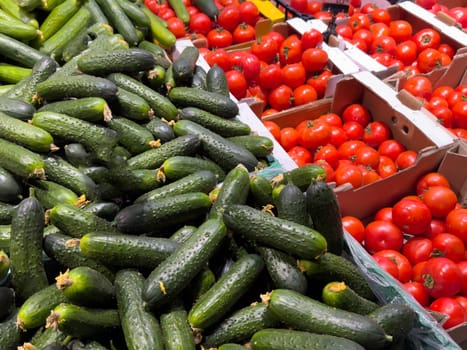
[281,63,306,89]
[374,207,393,222]
[422,186,458,218]
[429,297,467,329]
[217,4,241,32]
[279,34,302,65]
[403,281,431,306]
[238,1,260,26]
[341,104,372,127]
[298,120,332,150]
[374,255,400,280]
[342,216,365,243]
[395,150,417,170]
[268,84,293,111]
[389,20,413,43]
[301,29,323,51]
[233,23,256,44]
[342,121,364,140]
[402,236,433,266]
[431,233,465,262]
[364,220,404,253]
[373,249,412,283]
[416,172,451,195]
[378,139,406,162]
[293,84,317,106]
[457,261,467,296]
[225,70,247,100]
[452,101,467,129]
[422,257,463,298]
[413,28,441,52]
[446,208,467,244]
[263,120,280,140]
[189,13,212,35]
[301,48,328,73]
[279,127,299,151]
[207,28,233,48]
[239,53,260,82]
[377,155,397,178]
[363,121,391,148]
[334,164,363,189]
[418,48,442,73]
[403,75,433,100]
[314,144,339,169]
[395,40,418,66]
[392,198,432,235]
[288,145,312,166]
[251,37,279,64]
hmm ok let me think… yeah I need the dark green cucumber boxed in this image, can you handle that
[192,0,218,19]
[0,167,22,203]
[113,87,154,121]
[145,64,166,91]
[368,304,416,344]
[36,75,118,102]
[223,204,327,260]
[322,281,379,315]
[160,304,196,350]
[164,63,176,92]
[9,197,48,300]
[135,170,218,204]
[32,111,119,163]
[188,253,264,330]
[32,180,79,209]
[298,252,376,301]
[61,27,92,63]
[145,117,175,143]
[169,225,197,244]
[268,289,391,349]
[78,48,155,76]
[142,218,227,309]
[0,96,35,120]
[306,180,344,255]
[141,6,176,49]
[43,155,97,200]
[115,191,211,235]
[65,144,97,168]
[46,303,120,338]
[0,203,15,224]
[257,246,307,294]
[157,156,225,182]
[206,64,229,96]
[39,0,81,43]
[55,266,115,307]
[107,72,179,121]
[0,138,47,179]
[82,201,120,221]
[116,0,150,28]
[0,309,22,350]
[29,327,68,349]
[188,266,216,303]
[172,46,199,86]
[0,64,31,84]
[0,33,47,68]
[173,119,259,172]
[49,204,118,238]
[250,328,366,350]
[249,174,273,208]
[107,168,162,195]
[115,269,164,350]
[138,40,167,59]
[274,184,310,226]
[85,0,109,24]
[108,117,156,154]
[272,164,327,191]
[38,97,113,123]
[0,287,14,321]
[16,284,68,331]
[203,302,279,348]
[96,0,139,46]
[191,65,207,89]
[43,232,115,282]
[209,164,250,219]
[169,87,239,119]
[126,134,201,170]
[179,107,251,138]
[227,135,274,158]
[218,344,247,350]
[80,232,179,269]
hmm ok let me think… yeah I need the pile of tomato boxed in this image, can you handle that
[263,102,420,188]
[415,0,467,29]
[342,172,467,329]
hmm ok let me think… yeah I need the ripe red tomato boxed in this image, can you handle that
[402,75,433,101]
[377,155,397,178]
[457,261,467,296]
[426,218,448,239]
[417,48,442,73]
[337,140,366,160]
[279,34,302,65]
[314,144,339,169]
[389,20,413,43]
[306,70,332,99]
[250,37,279,64]
[429,297,467,329]
[238,1,260,26]
[342,104,371,127]
[413,28,441,52]
[317,113,342,128]
[395,40,418,66]
[355,146,380,169]
[233,23,256,44]
[412,261,427,282]
[403,281,431,306]
[452,101,467,129]
[301,48,328,73]
[374,207,393,222]
[370,22,390,39]
[313,159,334,183]
[205,48,231,71]
[342,216,365,243]
[288,145,312,166]
[431,233,465,262]
[377,139,405,162]
[289,0,307,12]
[263,31,285,49]
[352,29,373,49]
[392,198,432,235]
[374,255,400,280]
[293,84,317,106]
[438,43,455,59]
[225,69,247,100]
[328,126,348,148]
[298,120,332,150]
[301,28,323,50]
[373,249,412,283]
[217,5,241,32]
[281,63,306,89]
[364,220,403,253]
[415,0,436,9]
[395,150,418,170]
[402,236,433,265]
[429,105,454,128]
[207,28,233,48]
[348,13,371,32]
[334,164,363,188]
[445,208,467,244]
[362,121,391,148]
[158,7,176,20]
[166,17,186,38]
[239,53,260,82]
[422,257,463,298]
[279,127,299,151]
[342,121,364,140]
[336,24,353,40]
[259,63,282,90]
[263,120,280,140]
[268,84,293,111]
[189,13,212,35]
[370,35,397,55]
[448,7,467,29]
[416,172,451,195]
[371,8,391,26]
[422,186,458,218]
[455,296,467,313]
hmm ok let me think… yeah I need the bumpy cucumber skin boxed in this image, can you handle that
[145,117,175,143]
[218,344,247,350]
[222,204,327,260]
[29,325,68,349]
[0,286,15,321]
[206,64,229,96]
[0,309,22,350]
[160,305,196,350]
[160,156,226,183]
[0,202,15,225]
[80,232,179,269]
[172,46,199,86]
[191,65,207,90]
[274,184,310,227]
[249,174,273,208]
[38,97,110,123]
[275,164,327,192]
[368,304,416,343]
[0,96,36,120]
[115,269,164,350]
[227,135,274,158]
[32,180,78,209]
[107,117,155,155]
[321,281,379,315]
[0,32,47,68]
[143,219,227,309]
[114,87,153,121]
[169,225,197,244]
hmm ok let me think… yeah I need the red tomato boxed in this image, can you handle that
[342,216,365,243]
[263,120,280,140]
[447,91,467,108]
[457,261,467,296]
[429,297,467,329]
[290,0,307,12]
[348,13,371,32]
[301,48,328,73]
[186,5,199,16]
[403,281,431,306]
[301,28,323,50]
[445,208,467,244]
[374,207,393,222]
[429,105,454,128]
[438,43,455,59]
[352,29,373,49]
[377,155,397,178]
[166,17,186,38]
[389,20,413,43]
[262,31,285,49]
[448,7,467,29]
[415,0,436,9]
[238,1,260,26]
[452,101,467,129]
[373,255,400,280]
[336,24,353,40]
[417,48,442,73]
[288,145,312,166]
[261,108,278,117]
[293,84,317,106]
[402,236,433,265]
[207,28,233,48]
[403,76,433,101]
[314,144,339,169]
[363,121,391,148]
[413,261,427,282]
[370,35,397,55]
[342,121,364,140]
[279,127,299,151]
[422,257,463,298]
[392,198,432,235]
[395,40,418,66]
[377,139,405,162]
[279,34,302,65]
[233,23,256,44]
[426,218,448,239]
[298,120,332,150]
[342,104,371,127]
[337,140,366,160]
[306,0,321,14]
[416,172,451,195]
[413,28,441,52]
[268,84,293,111]
[450,128,467,139]
[334,164,363,189]
[239,53,260,82]
[217,5,241,32]
[313,159,335,183]
[205,48,231,71]
[246,84,268,104]
[373,249,412,283]
[395,150,418,170]
[431,233,465,262]
[455,296,467,313]
[189,13,212,35]
[158,7,175,20]
[225,70,247,100]
[317,113,342,128]
[364,220,403,253]
[355,146,380,169]
[422,186,458,218]
[259,63,282,90]
[371,8,391,26]
[306,70,332,99]
[329,126,348,148]
[250,37,279,64]
[370,22,390,39]
[281,63,306,89]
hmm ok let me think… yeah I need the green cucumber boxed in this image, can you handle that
[39,0,81,43]
[272,164,327,191]
[188,253,264,330]
[209,164,250,219]
[0,167,22,203]
[218,344,247,350]
[78,48,155,76]
[80,232,179,269]
[306,179,344,255]
[167,0,190,23]
[0,64,31,84]
[0,11,39,41]
[61,27,92,63]
[142,218,227,309]
[191,0,218,19]
[0,33,47,68]
[17,0,43,12]
[43,232,115,282]
[138,40,167,59]
[64,143,97,168]
[179,107,251,137]
[107,168,162,194]
[38,97,112,123]
[227,135,274,158]
[172,46,199,85]
[169,86,239,119]
[9,197,48,300]
[0,203,16,224]
[126,134,201,169]
[188,266,216,303]
[0,138,45,179]
[32,111,119,163]
[82,201,120,221]
[298,252,376,301]
[250,328,366,350]
[203,302,279,348]
[46,303,120,338]
[141,6,176,49]
[85,0,109,24]
[268,289,391,349]
[160,304,196,350]
[116,0,150,28]
[0,309,22,350]
[96,0,139,46]
[0,96,35,120]
[32,180,79,209]
[274,184,310,226]
[115,269,164,350]
[36,75,118,102]
[135,169,218,203]
[322,281,379,315]
[113,87,154,121]
[169,225,197,244]
[107,72,179,120]
[157,156,226,182]
[145,117,175,143]
[16,284,68,331]
[223,204,327,260]
[0,226,11,252]
[0,287,14,321]
[0,0,39,27]
[249,174,273,208]
[368,304,416,344]
[108,117,156,154]
[146,64,167,91]
[48,204,118,238]
[191,65,207,89]
[164,63,176,92]
[55,266,115,307]
[29,326,68,349]
[206,64,229,96]
[173,119,259,172]
[257,246,307,294]
[115,191,211,235]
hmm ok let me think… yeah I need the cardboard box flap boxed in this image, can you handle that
[438,140,467,206]
[431,52,467,88]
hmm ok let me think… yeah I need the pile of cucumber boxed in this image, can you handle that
[0,0,419,349]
